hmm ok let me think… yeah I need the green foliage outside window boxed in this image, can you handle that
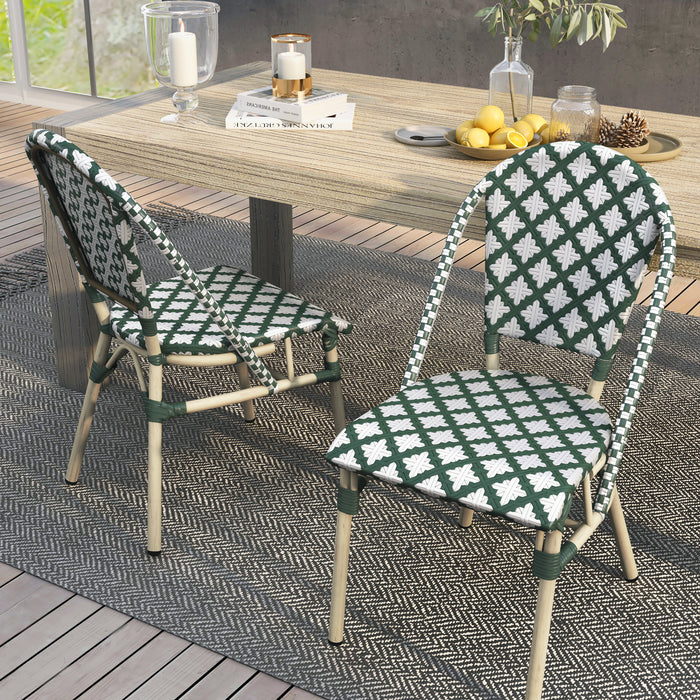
[1,0,155,98]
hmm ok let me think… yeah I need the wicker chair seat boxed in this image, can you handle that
[327,369,611,531]
[110,264,352,355]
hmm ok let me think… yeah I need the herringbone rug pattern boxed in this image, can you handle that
[1,209,698,699]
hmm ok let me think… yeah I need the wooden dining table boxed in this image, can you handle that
[36,61,700,390]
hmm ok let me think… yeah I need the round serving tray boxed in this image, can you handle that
[615,132,682,163]
[444,130,542,160]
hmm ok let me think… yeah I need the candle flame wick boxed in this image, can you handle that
[178,18,186,32]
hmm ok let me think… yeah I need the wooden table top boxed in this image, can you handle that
[45,62,700,277]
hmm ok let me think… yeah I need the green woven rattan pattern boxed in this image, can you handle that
[25,130,354,393]
[483,142,663,360]
[29,138,151,316]
[327,369,611,530]
[110,265,351,355]
[341,142,675,528]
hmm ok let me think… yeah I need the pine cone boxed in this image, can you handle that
[616,111,650,148]
[598,116,619,147]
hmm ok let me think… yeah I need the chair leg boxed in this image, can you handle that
[146,418,163,555]
[608,486,639,581]
[458,505,474,527]
[234,362,256,422]
[329,379,347,435]
[328,470,356,644]
[65,332,112,484]
[526,529,562,700]
[146,359,164,555]
[323,340,346,435]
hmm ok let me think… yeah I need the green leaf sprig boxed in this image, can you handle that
[476,1,626,50]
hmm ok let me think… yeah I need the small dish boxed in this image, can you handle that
[621,133,682,163]
[613,140,650,156]
[394,125,450,146]
[444,130,542,160]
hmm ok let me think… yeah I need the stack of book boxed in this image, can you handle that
[226,86,355,130]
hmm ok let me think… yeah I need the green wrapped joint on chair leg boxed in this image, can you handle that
[532,540,579,580]
[337,476,366,515]
[141,393,187,423]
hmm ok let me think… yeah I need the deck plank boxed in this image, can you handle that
[126,644,225,698]
[78,632,192,700]
[29,618,161,699]
[0,563,21,586]
[178,658,258,698]
[229,671,292,699]
[0,604,125,694]
[0,578,74,646]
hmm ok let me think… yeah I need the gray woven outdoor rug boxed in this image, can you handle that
[1,208,699,699]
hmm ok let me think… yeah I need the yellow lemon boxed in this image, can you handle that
[462,127,490,148]
[540,126,550,144]
[522,113,548,135]
[455,119,475,143]
[486,144,507,149]
[512,119,535,143]
[474,105,505,134]
[506,130,528,149]
[490,126,515,146]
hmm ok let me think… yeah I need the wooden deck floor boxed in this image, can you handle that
[2,100,700,699]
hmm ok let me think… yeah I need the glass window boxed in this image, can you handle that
[90,2,156,98]
[1,1,13,82]
[3,1,156,99]
[25,0,91,94]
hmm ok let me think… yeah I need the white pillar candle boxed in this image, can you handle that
[168,31,198,86]
[277,50,306,80]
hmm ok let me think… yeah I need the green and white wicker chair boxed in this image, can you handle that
[326,142,675,698]
[26,128,352,555]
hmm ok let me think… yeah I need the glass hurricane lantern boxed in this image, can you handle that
[141,1,220,124]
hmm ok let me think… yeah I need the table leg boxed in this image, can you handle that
[41,195,99,392]
[249,197,293,290]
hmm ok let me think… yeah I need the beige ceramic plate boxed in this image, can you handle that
[444,130,542,160]
[617,133,682,163]
[613,140,650,156]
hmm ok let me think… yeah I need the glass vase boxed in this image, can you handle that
[141,1,220,125]
[550,85,601,143]
[488,36,533,124]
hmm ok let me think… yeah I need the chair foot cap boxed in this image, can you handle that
[245,418,257,423]
[624,574,639,583]
[147,549,162,557]
[328,639,344,646]
[64,478,78,485]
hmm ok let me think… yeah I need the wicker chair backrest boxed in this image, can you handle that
[481,141,673,372]
[26,129,279,393]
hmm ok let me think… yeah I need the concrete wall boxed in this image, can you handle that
[217,0,699,117]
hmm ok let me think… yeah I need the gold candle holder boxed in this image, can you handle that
[271,33,312,98]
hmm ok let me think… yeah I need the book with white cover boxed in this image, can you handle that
[225,103,355,130]
[235,86,348,124]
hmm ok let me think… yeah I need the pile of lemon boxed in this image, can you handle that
[456,105,549,150]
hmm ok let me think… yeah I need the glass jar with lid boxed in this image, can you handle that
[550,85,601,143]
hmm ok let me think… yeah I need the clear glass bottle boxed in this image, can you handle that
[550,85,601,143]
[488,36,533,124]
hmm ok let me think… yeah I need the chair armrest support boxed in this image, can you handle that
[595,214,676,514]
[401,179,489,390]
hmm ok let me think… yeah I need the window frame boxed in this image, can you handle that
[0,0,106,109]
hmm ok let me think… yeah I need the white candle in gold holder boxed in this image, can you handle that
[271,33,312,98]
